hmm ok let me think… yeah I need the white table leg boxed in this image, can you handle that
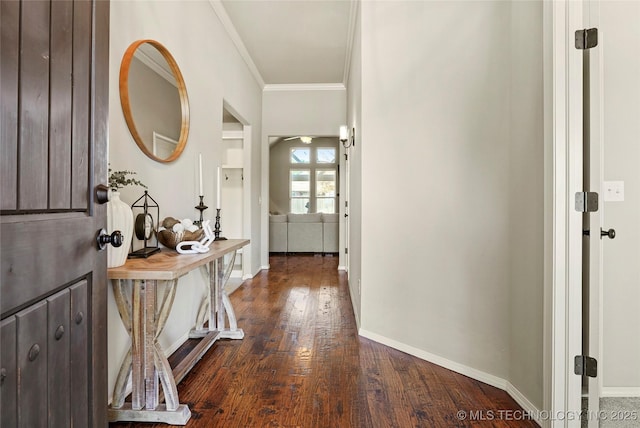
[131,279,145,410]
[218,291,245,339]
[216,252,245,339]
[190,252,243,340]
[109,279,190,425]
[192,265,210,334]
[143,280,159,410]
[111,279,133,409]
[215,257,224,332]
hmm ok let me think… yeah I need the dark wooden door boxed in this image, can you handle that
[0,0,110,426]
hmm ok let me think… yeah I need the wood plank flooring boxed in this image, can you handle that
[110,254,539,427]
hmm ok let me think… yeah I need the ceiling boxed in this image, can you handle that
[217,0,356,86]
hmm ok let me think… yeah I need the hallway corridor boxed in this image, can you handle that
[111,255,537,427]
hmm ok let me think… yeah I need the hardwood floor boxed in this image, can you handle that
[110,254,538,427]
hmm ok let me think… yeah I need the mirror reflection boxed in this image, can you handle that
[120,40,189,163]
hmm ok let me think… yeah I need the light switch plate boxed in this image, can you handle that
[603,181,624,202]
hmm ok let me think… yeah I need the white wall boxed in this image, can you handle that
[360,0,511,380]
[260,87,346,268]
[346,4,362,325]
[599,0,640,394]
[354,0,544,410]
[508,0,544,407]
[262,88,346,137]
[108,0,262,399]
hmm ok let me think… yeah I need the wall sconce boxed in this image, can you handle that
[340,125,355,149]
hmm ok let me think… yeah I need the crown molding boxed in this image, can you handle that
[134,49,177,88]
[208,0,266,89]
[342,0,359,86]
[263,83,346,92]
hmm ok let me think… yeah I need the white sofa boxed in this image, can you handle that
[268,214,288,252]
[321,213,339,253]
[269,213,339,254]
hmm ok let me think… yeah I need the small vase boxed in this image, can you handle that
[107,190,134,268]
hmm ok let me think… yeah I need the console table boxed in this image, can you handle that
[107,239,249,425]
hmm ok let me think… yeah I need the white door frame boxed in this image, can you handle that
[546,1,587,427]
[222,101,253,279]
[341,144,350,273]
[585,0,604,423]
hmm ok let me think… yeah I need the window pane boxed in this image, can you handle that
[291,198,310,214]
[316,169,336,197]
[317,198,335,213]
[290,170,310,197]
[290,148,310,163]
[317,148,336,163]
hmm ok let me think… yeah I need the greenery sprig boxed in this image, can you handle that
[108,168,147,191]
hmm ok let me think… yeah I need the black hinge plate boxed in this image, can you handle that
[345,248,348,254]
[575,192,599,212]
[576,28,598,49]
[575,355,598,378]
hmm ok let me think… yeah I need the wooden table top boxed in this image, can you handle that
[107,239,250,280]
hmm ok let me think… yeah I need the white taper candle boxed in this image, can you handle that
[199,154,203,196]
[216,166,221,209]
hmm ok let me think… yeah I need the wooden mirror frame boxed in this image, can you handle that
[119,39,190,163]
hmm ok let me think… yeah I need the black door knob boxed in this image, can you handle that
[95,184,110,204]
[601,228,616,239]
[96,228,123,250]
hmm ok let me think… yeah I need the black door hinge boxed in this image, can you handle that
[576,28,598,50]
[575,355,598,378]
[575,192,599,213]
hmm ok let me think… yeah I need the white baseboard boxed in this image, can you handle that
[346,285,360,328]
[359,329,507,389]
[338,265,347,271]
[506,382,543,427]
[166,331,191,356]
[601,387,640,398]
[358,330,541,427]
[260,264,270,271]
[242,273,253,280]
[225,278,243,295]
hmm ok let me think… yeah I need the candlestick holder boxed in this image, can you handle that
[214,208,227,241]
[194,196,208,227]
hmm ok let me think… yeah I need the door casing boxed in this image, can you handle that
[545,1,587,427]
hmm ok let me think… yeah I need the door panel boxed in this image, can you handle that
[583,1,640,426]
[71,0,92,209]
[19,0,51,210]
[1,217,96,316]
[70,281,89,427]
[0,317,17,426]
[47,289,71,427]
[596,0,640,392]
[49,0,74,209]
[16,301,48,428]
[0,0,110,425]
[0,0,19,210]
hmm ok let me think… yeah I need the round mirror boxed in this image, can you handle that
[119,40,189,163]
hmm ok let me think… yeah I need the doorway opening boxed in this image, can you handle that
[221,102,252,292]
[267,136,341,256]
